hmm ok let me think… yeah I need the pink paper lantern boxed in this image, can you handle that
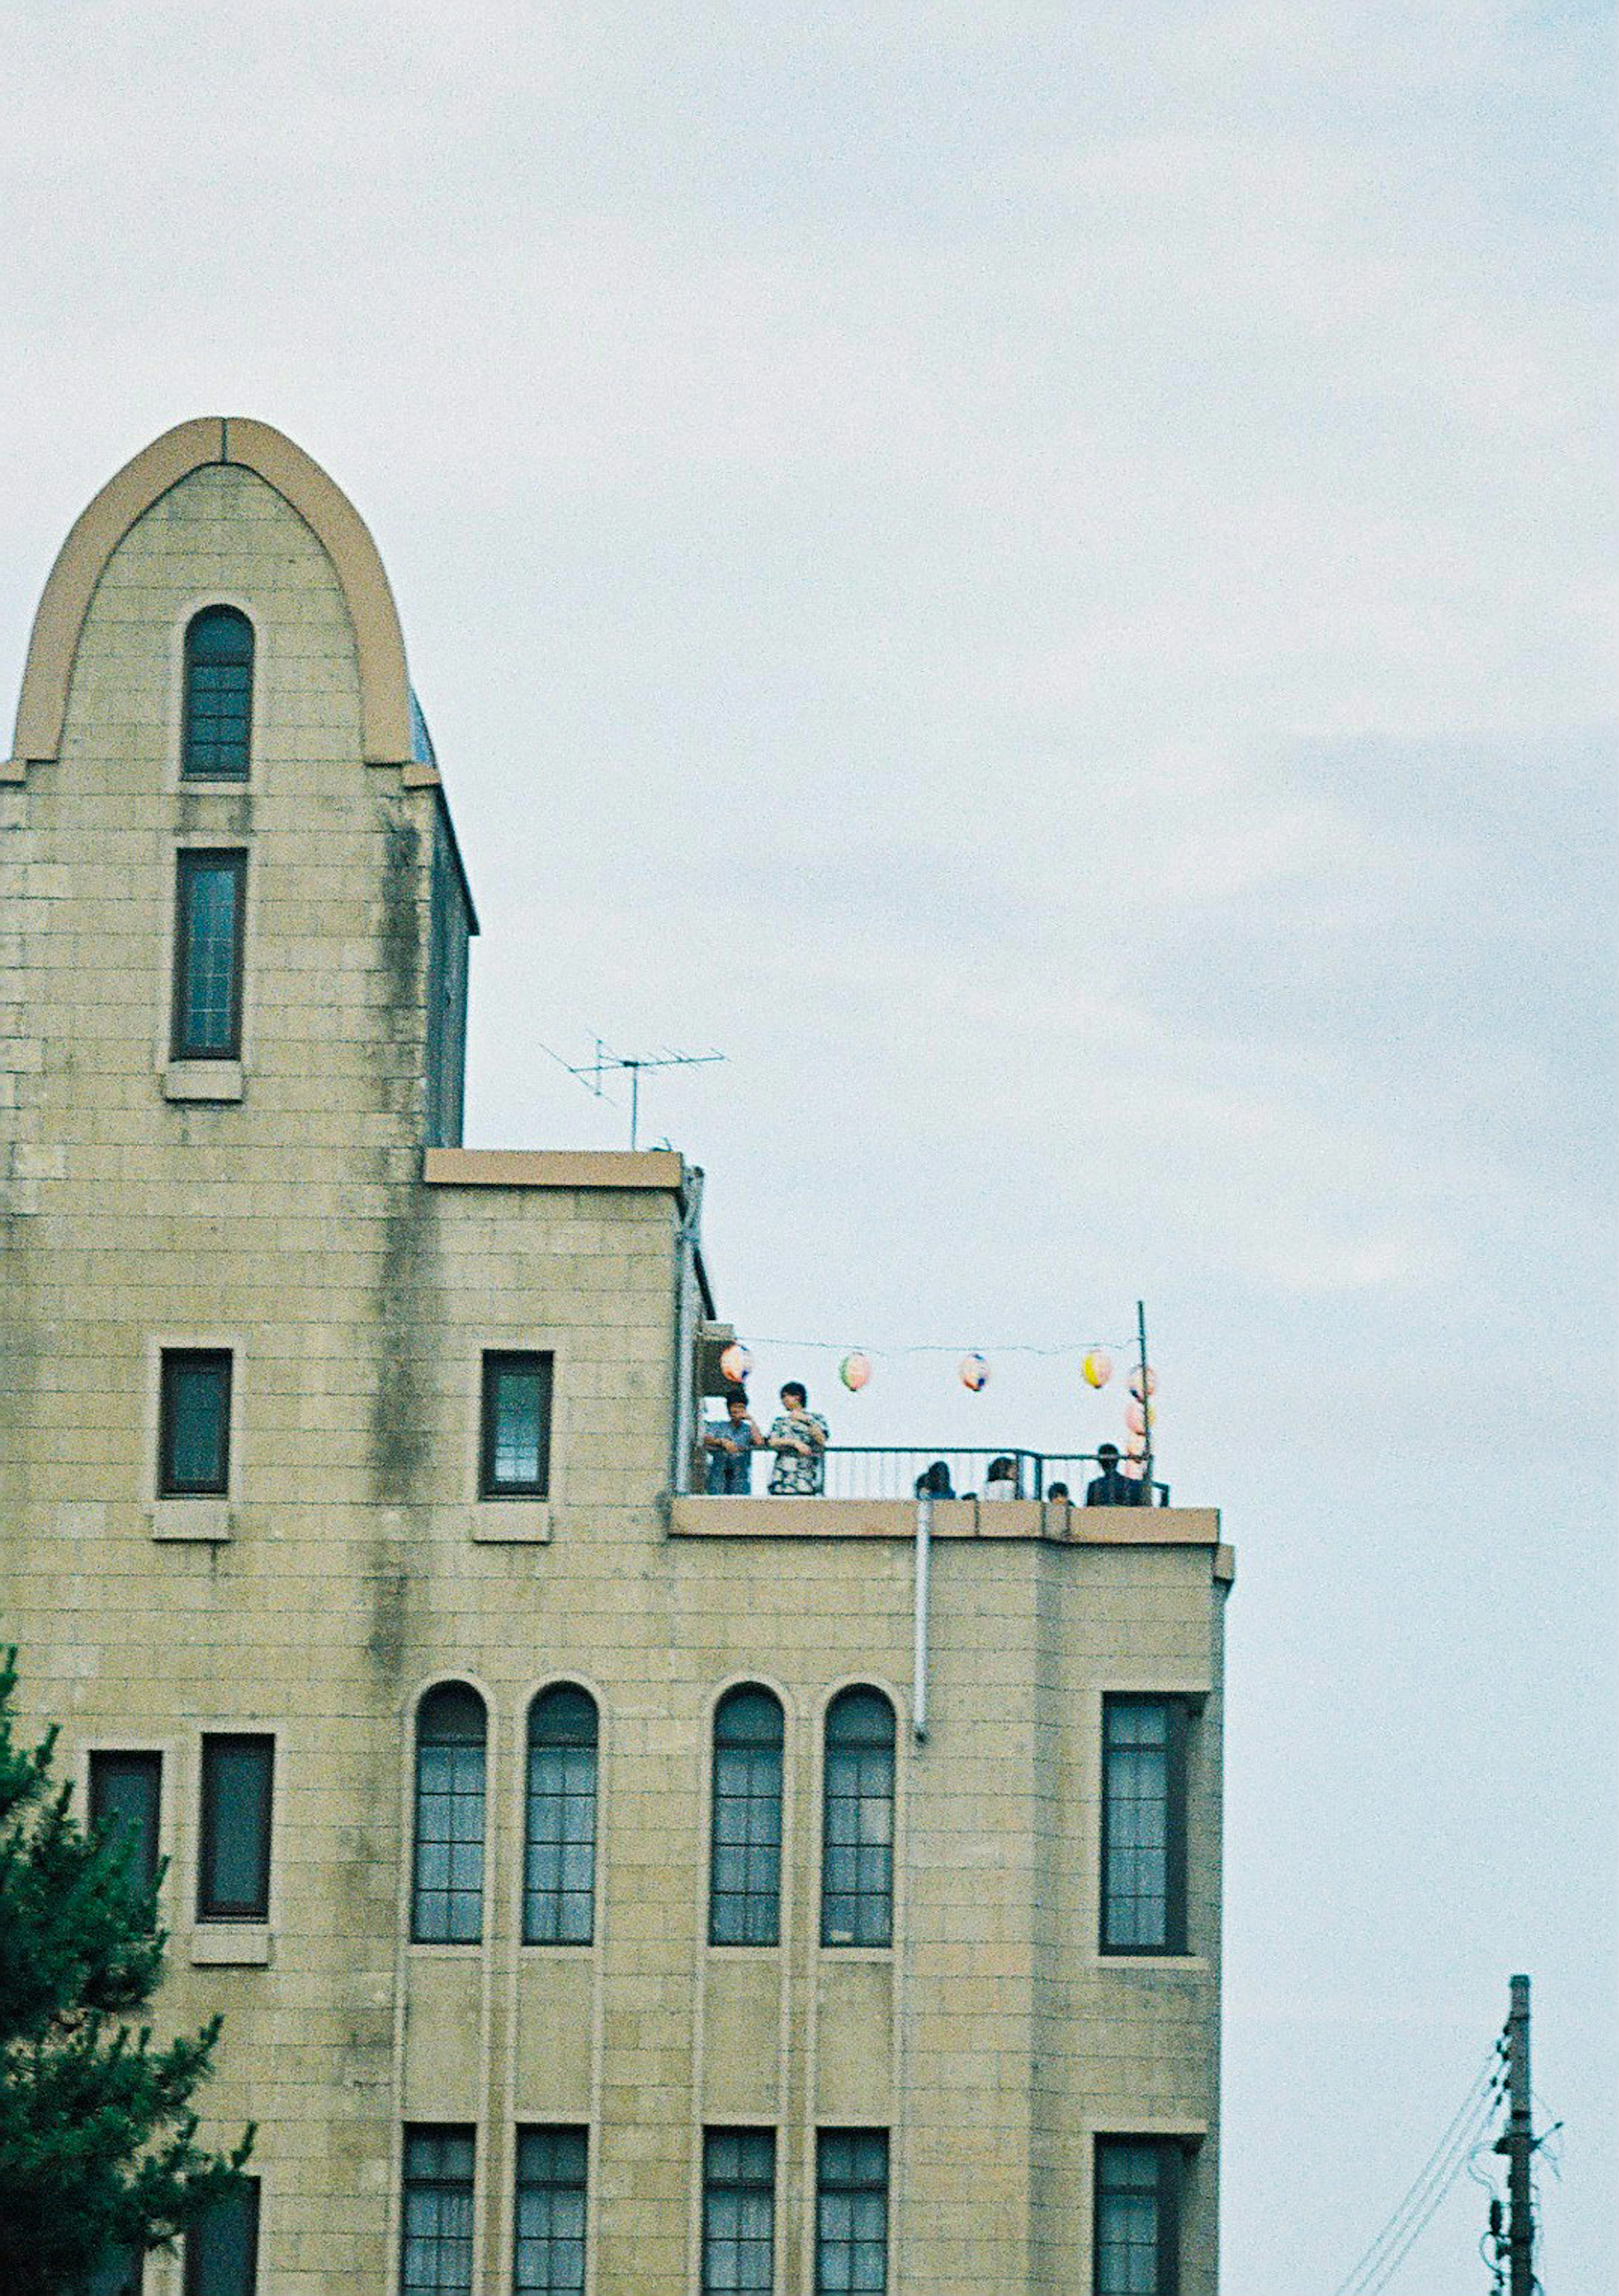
[718,1342,753,1385]
[839,1352,871,1392]
[1124,1428,1148,1458]
[1124,1398,1153,1438]
[1129,1364,1158,1400]
[959,1353,989,1392]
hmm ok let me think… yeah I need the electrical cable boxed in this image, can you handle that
[1355,2103,1505,2296]
[1331,2050,1502,2296]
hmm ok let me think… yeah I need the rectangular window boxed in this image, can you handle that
[197,1735,273,1922]
[183,2179,259,2296]
[1100,1697,1188,1954]
[702,2129,775,2296]
[401,2126,476,2296]
[479,1351,552,1497]
[84,2245,145,2296]
[513,2126,588,2296]
[816,2130,888,2295]
[159,1349,232,1497]
[1095,2140,1181,2296]
[89,1750,163,1898]
[172,850,246,1060]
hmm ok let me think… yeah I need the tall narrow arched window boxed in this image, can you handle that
[411,1683,487,1943]
[709,1686,785,1946]
[524,1685,599,1945]
[821,1688,895,1948]
[183,606,254,780]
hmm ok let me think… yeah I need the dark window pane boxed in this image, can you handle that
[89,1751,162,1898]
[514,2126,589,2296]
[159,1350,232,1496]
[183,608,253,781]
[183,2179,259,2296]
[710,1688,785,1946]
[821,1691,895,1948]
[702,2128,776,2296]
[172,852,246,1060]
[413,1686,486,1943]
[1095,2140,1180,2296]
[198,1736,272,1921]
[402,2126,475,2296]
[524,1690,598,1945]
[817,2130,887,2295]
[1101,1698,1188,1954]
[480,1353,552,1496]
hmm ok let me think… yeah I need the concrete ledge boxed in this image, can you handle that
[668,1497,1221,1545]
[470,1500,552,1544]
[151,1499,232,1541]
[190,1924,270,1966]
[163,1058,244,1103]
[424,1147,685,1192]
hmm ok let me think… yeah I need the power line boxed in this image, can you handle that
[1331,2047,1503,2296]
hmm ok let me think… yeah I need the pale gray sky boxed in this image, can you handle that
[4,4,1614,2285]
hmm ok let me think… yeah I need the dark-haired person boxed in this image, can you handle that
[982,1454,1019,1501]
[765,1381,829,1495]
[914,1459,954,1500]
[703,1386,760,1494]
[1085,1442,1146,1506]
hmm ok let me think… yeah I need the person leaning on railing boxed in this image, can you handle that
[1085,1442,1148,1506]
[703,1386,761,1494]
[765,1381,830,1495]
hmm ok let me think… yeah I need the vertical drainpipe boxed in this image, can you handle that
[913,1491,932,1742]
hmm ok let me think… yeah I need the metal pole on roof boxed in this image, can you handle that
[913,1491,932,1743]
[1137,1299,1155,1503]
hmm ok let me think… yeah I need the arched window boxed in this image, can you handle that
[820,1688,895,1948]
[183,606,254,780]
[411,1682,487,1943]
[524,1685,599,1945]
[709,1686,785,1946]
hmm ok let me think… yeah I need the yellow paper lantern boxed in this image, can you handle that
[1081,1349,1113,1389]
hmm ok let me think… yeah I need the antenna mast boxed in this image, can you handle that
[549,1036,726,1149]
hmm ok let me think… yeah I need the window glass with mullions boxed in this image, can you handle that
[1101,1697,1189,1954]
[172,850,246,1059]
[1094,2138,1182,2296]
[89,1750,163,1900]
[159,1349,232,1496]
[820,1689,895,1948]
[709,1687,785,1946]
[816,2129,889,2295]
[182,606,254,781]
[401,2126,475,2296]
[524,1687,598,1945]
[480,1352,553,1497]
[197,1735,273,1922]
[513,2126,588,2296]
[702,2128,775,2296]
[411,1684,487,1943]
[183,2178,259,2296]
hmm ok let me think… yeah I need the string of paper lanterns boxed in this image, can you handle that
[715,1332,1157,1435]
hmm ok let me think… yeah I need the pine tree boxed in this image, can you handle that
[0,1649,253,2294]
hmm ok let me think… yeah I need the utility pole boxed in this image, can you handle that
[1499,1973,1534,2296]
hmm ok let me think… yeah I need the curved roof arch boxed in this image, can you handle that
[7,417,414,774]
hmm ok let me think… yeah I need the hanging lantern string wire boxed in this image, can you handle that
[737,1337,1142,1359]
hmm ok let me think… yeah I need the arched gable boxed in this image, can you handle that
[6,417,413,776]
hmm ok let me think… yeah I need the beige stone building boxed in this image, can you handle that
[0,421,1232,2296]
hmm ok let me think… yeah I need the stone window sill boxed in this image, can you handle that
[151,1499,232,1542]
[163,1059,244,1103]
[471,1500,551,1544]
[191,1924,270,1966]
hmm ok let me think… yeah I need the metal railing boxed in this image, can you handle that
[699,1444,1169,1505]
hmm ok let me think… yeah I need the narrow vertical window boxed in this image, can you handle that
[524,1688,597,1945]
[183,606,253,781]
[702,2129,775,2296]
[401,2127,476,2296]
[820,1689,895,1948]
[159,1349,232,1497]
[197,1736,273,1922]
[709,1687,784,1946]
[513,2126,588,2296]
[89,1750,163,1898]
[172,851,246,1059]
[412,1684,487,1943]
[1094,2140,1181,2296]
[480,1352,553,1497]
[1101,1698,1189,1954]
[183,2176,259,2296]
[815,2130,888,2295]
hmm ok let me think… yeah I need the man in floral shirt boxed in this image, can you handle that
[765,1381,830,1495]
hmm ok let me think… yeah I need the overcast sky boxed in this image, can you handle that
[5,3,1614,2285]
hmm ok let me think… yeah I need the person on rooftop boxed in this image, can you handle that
[982,1455,1019,1500]
[914,1459,954,1500]
[765,1381,830,1495]
[1086,1443,1148,1506]
[703,1386,760,1495]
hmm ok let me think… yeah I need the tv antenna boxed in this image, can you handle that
[544,1035,726,1149]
